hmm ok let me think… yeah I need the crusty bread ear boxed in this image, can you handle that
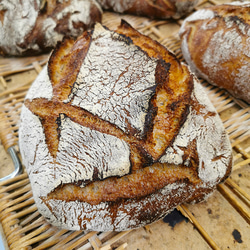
[0,0,102,56]
[19,21,232,231]
[179,2,250,104]
[97,0,198,19]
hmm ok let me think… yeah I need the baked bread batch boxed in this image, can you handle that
[0,0,102,56]
[96,0,198,19]
[179,1,250,103]
[19,21,232,231]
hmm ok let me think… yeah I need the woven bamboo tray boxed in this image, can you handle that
[0,1,249,249]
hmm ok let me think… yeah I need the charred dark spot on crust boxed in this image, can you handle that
[144,104,158,138]
[116,32,134,45]
[39,0,47,13]
[155,59,171,86]
[55,113,63,142]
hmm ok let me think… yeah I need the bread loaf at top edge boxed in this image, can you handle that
[97,0,198,19]
[179,1,250,103]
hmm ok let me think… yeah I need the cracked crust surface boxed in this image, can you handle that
[19,21,232,231]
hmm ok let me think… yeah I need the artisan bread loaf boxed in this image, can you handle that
[0,0,102,56]
[19,21,232,231]
[97,0,198,19]
[179,1,250,104]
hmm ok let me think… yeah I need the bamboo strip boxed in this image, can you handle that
[233,159,250,170]
[229,130,250,143]
[64,231,99,250]
[0,57,48,77]
[225,117,250,133]
[7,217,46,245]
[0,173,28,188]
[10,224,56,250]
[231,134,250,148]
[178,204,220,250]
[55,231,97,250]
[32,61,43,74]
[114,242,128,250]
[0,85,30,99]
[233,152,244,162]
[0,99,24,110]
[88,233,103,249]
[0,92,27,105]
[20,210,40,227]
[0,178,29,194]
[100,230,132,249]
[0,184,31,203]
[49,231,93,250]
[0,190,33,212]
[32,229,69,250]
[217,184,250,224]
[0,76,7,88]
[234,144,250,160]
[0,198,35,220]
[225,179,250,206]
[78,232,117,250]
[1,205,37,233]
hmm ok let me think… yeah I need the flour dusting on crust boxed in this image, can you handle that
[19,22,232,231]
[70,23,157,135]
[39,182,189,231]
[160,76,231,185]
[179,2,250,103]
[0,0,102,56]
[57,115,131,183]
[25,66,53,100]
[0,0,39,55]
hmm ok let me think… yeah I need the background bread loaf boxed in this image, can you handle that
[0,0,102,56]
[19,21,232,231]
[179,1,250,104]
[97,0,198,19]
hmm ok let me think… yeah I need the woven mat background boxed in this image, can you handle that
[0,0,249,249]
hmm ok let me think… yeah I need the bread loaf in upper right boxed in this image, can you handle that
[179,1,250,104]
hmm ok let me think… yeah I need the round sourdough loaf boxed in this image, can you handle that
[97,0,198,19]
[19,21,232,231]
[179,1,250,104]
[0,0,102,56]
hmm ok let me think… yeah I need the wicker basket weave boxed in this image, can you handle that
[0,1,249,249]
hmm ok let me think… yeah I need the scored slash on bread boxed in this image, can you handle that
[19,21,232,231]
